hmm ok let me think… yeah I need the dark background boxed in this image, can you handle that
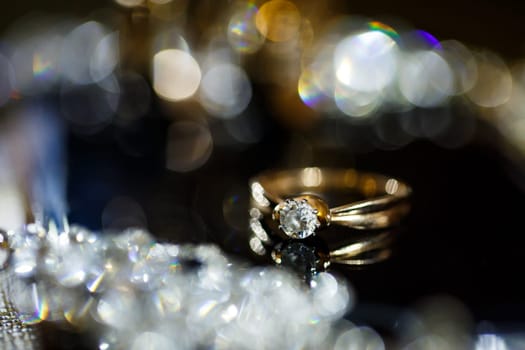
[4,0,525,342]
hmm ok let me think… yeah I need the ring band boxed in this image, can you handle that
[250,167,411,239]
[249,230,396,275]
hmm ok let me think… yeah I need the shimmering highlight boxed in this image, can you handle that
[298,68,326,109]
[22,284,49,325]
[228,2,265,54]
[32,53,54,79]
[416,29,442,49]
[169,258,180,271]
[368,21,399,39]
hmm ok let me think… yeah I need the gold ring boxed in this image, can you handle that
[249,167,411,239]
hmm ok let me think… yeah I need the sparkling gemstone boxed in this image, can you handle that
[129,244,170,290]
[42,226,100,288]
[97,289,139,329]
[62,292,96,326]
[131,332,174,350]
[113,228,154,263]
[278,199,320,238]
[1,223,353,348]
[8,225,45,277]
[11,280,63,323]
[310,272,352,319]
[43,244,92,287]
[0,229,10,269]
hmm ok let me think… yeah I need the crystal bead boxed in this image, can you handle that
[62,291,96,327]
[131,332,175,350]
[310,272,352,319]
[8,225,44,277]
[10,280,63,324]
[151,280,184,317]
[42,226,100,288]
[86,235,134,293]
[98,330,123,350]
[129,244,170,290]
[96,289,139,330]
[0,229,10,269]
[1,224,356,348]
[113,228,154,263]
[334,326,385,350]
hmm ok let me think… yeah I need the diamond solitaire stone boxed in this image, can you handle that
[278,199,320,239]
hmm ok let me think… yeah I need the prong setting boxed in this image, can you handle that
[273,195,330,239]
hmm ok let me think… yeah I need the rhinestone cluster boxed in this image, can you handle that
[0,224,351,349]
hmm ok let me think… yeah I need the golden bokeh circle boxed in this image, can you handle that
[255,0,301,42]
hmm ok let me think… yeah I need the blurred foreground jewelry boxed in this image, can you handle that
[250,167,411,239]
[0,224,352,349]
[0,231,39,350]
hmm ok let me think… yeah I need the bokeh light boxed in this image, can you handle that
[200,63,252,119]
[399,50,453,107]
[335,85,380,118]
[60,21,112,85]
[114,0,144,7]
[402,29,442,50]
[165,121,213,172]
[90,31,119,83]
[334,30,398,92]
[60,81,119,134]
[114,71,151,126]
[368,21,399,39]
[101,196,147,230]
[467,51,512,108]
[150,0,173,4]
[298,66,329,110]
[227,2,265,54]
[6,18,66,95]
[256,0,301,42]
[153,49,201,102]
[440,40,478,95]
[334,326,385,350]
[310,48,337,99]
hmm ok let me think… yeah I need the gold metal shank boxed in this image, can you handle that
[250,167,411,236]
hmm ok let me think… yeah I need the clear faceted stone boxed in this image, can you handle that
[85,236,128,294]
[61,291,96,326]
[131,332,175,350]
[278,199,320,238]
[311,273,352,319]
[11,280,63,323]
[44,245,91,287]
[97,289,139,329]
[8,225,45,277]
[0,223,357,348]
[113,228,154,263]
[0,229,10,269]
[129,244,171,290]
[151,280,184,316]
[42,226,101,288]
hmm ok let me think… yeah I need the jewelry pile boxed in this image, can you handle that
[1,224,352,349]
